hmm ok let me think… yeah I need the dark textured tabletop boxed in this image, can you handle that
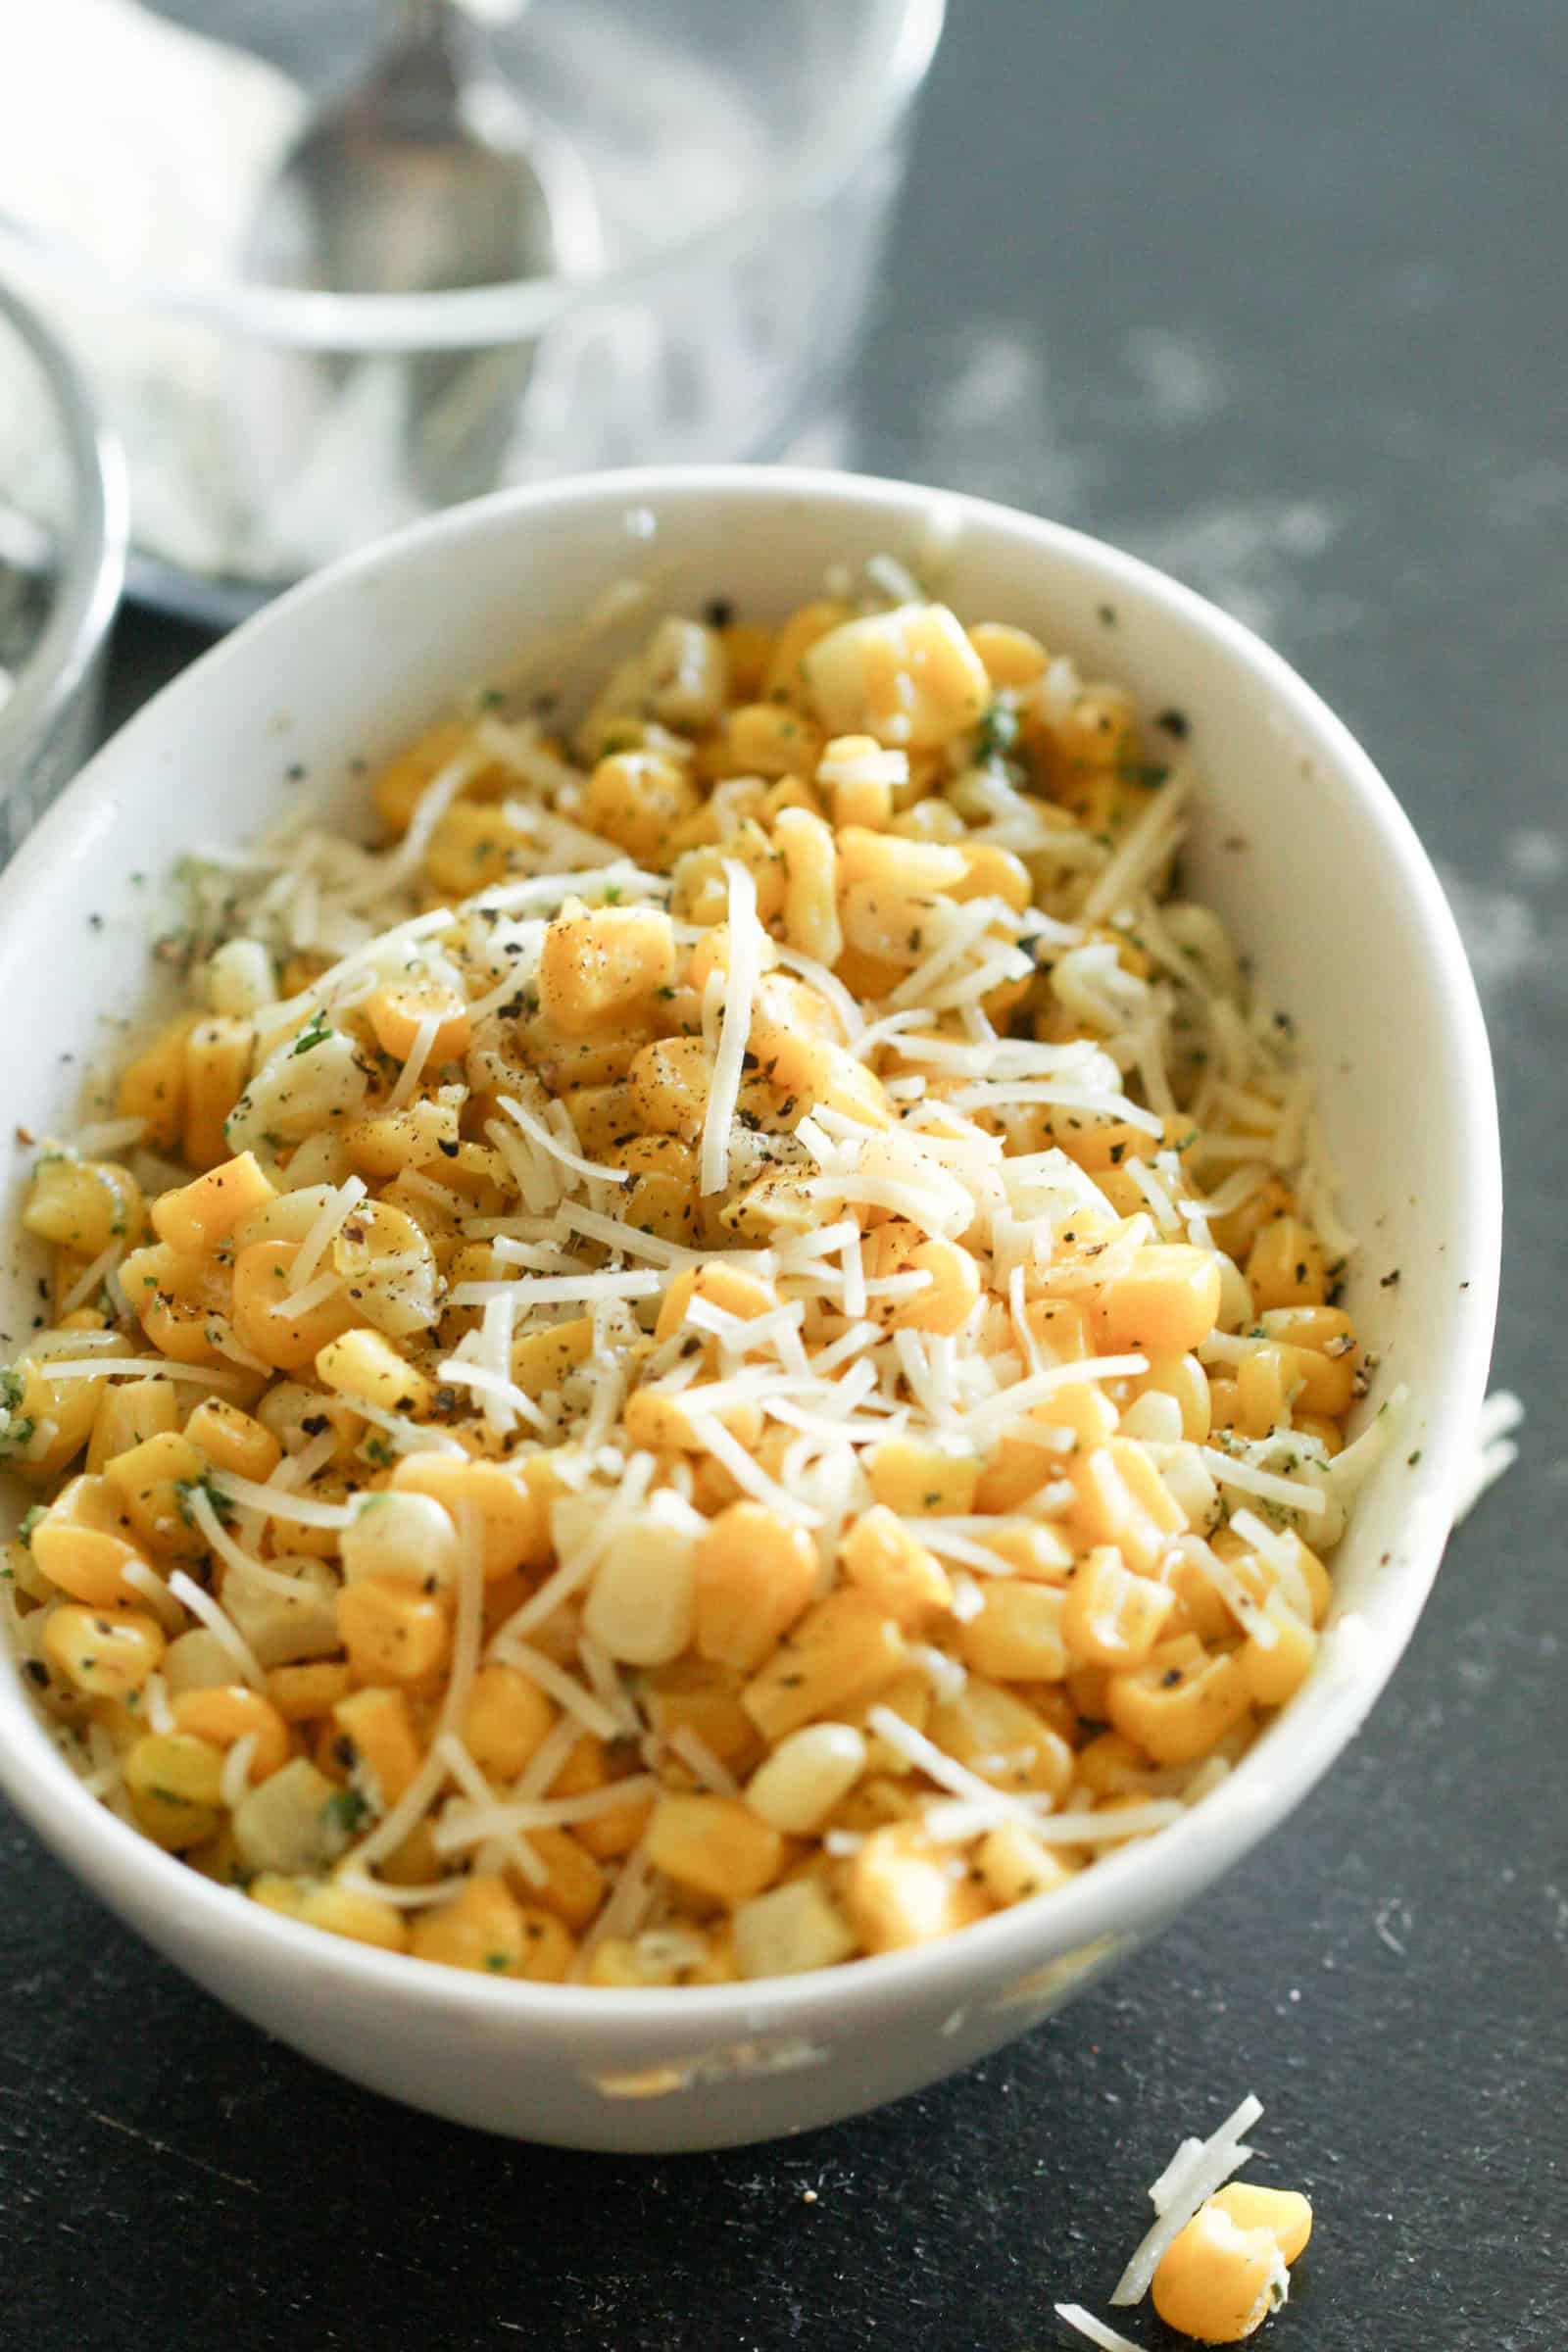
[5,3,1563,2345]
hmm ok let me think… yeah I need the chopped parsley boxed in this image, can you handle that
[289,1009,332,1057]
[320,1787,373,1839]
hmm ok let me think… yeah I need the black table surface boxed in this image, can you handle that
[5,3,1564,2345]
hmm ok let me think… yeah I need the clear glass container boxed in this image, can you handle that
[0,0,945,622]
[0,278,127,859]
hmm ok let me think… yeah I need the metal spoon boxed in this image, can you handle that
[244,0,599,509]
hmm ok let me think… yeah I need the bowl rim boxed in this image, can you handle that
[0,276,127,783]
[0,0,946,355]
[0,464,1502,2047]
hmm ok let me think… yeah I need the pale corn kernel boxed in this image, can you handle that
[693,1502,819,1673]
[151,1152,275,1258]
[839,1507,952,1630]
[183,1016,255,1171]
[731,1879,858,1979]
[1061,1544,1178,1670]
[330,1685,424,1804]
[30,1473,152,1603]
[967,621,1049,689]
[1151,2193,1299,2344]
[844,1821,991,1954]
[340,1492,459,1592]
[646,1792,785,1906]
[1246,1214,1328,1310]
[973,1819,1078,1909]
[338,1577,452,1688]
[511,1315,595,1396]
[119,1242,231,1369]
[365,977,471,1067]
[582,1508,697,1667]
[742,1592,907,1743]
[584,750,700,861]
[539,905,675,1036]
[391,1452,548,1581]
[101,1431,208,1561]
[866,1438,981,1517]
[627,1034,710,1141]
[1092,1244,1223,1356]
[163,1628,247,1698]
[316,1326,433,1419]
[231,1241,357,1373]
[745,1723,867,1835]
[1105,1635,1252,1765]
[172,1686,291,1783]
[182,1397,282,1485]
[342,1100,460,1178]
[460,1664,556,1781]
[86,1378,179,1476]
[44,1603,165,1698]
[773,804,844,964]
[24,1154,143,1260]
[954,1580,1069,1682]
[232,1758,354,1877]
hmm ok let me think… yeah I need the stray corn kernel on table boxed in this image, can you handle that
[1,0,1561,2346]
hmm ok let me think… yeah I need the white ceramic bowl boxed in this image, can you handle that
[0,468,1500,2152]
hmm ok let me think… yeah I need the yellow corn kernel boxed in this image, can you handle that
[24,1154,143,1259]
[646,1792,785,1906]
[331,1200,439,1339]
[953,841,1033,911]
[546,1736,653,1862]
[967,621,1049,689]
[1152,2188,1305,2344]
[1062,1544,1178,1670]
[1211,1525,1332,1628]
[844,1822,991,1954]
[804,604,991,751]
[973,1819,1078,1909]
[815,732,900,828]
[102,1430,208,1559]
[1211,2184,1313,2267]
[1134,1351,1212,1444]
[459,1663,555,1781]
[772,804,843,964]
[583,749,701,861]
[338,1577,452,1688]
[869,1222,981,1337]
[151,1151,275,1258]
[267,1659,355,1723]
[183,1015,254,1171]
[604,1132,701,1248]
[556,1079,636,1160]
[1293,1411,1344,1455]
[1256,1302,1356,1354]
[330,1686,423,1804]
[693,1502,820,1673]
[422,801,533,892]
[30,1473,152,1603]
[867,1438,981,1517]
[294,1882,411,1953]
[182,1397,282,1485]
[840,1506,952,1630]
[1092,1244,1223,1356]
[717,1168,819,1244]
[1239,1611,1318,1708]
[621,1387,762,1456]
[955,1580,1069,1682]
[760,599,854,708]
[1105,1635,1251,1765]
[343,1101,461,1182]
[745,1722,867,1836]
[124,1731,224,1849]
[365,976,471,1068]
[409,1874,534,1975]
[43,1599,164,1693]
[1235,1342,1293,1438]
[654,1262,778,1347]
[1067,1437,1187,1574]
[391,1452,549,1581]
[316,1327,433,1419]
[643,1659,762,1775]
[716,699,818,778]
[742,1592,907,1742]
[371,717,493,833]
[627,1034,710,1141]
[510,1315,594,1396]
[711,619,770,700]
[928,1679,1074,1800]
[172,1685,291,1783]
[231,1241,357,1372]
[1247,1214,1328,1310]
[86,1377,179,1475]
[118,1242,231,1368]
[116,1013,198,1152]
[538,905,675,1037]
[514,1827,605,1932]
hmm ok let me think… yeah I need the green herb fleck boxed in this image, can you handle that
[289,1009,332,1057]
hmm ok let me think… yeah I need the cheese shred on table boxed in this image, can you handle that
[1,576,1393,1986]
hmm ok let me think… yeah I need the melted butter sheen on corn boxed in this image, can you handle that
[0,588,1368,1984]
